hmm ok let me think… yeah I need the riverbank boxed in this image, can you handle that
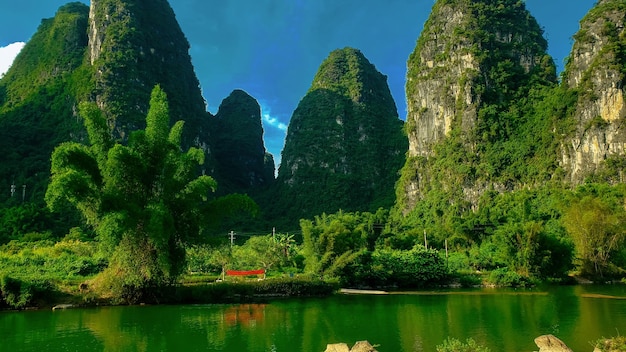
[1,276,340,310]
[327,335,626,352]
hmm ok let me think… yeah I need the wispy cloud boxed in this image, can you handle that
[0,42,25,77]
[259,102,288,132]
[263,113,288,131]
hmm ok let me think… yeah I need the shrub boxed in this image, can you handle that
[0,275,29,309]
[595,336,626,352]
[436,338,490,352]
[487,268,531,287]
[340,246,447,288]
[0,275,53,309]
[177,277,338,304]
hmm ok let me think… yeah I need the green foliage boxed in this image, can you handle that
[0,3,90,204]
[595,336,626,352]
[0,275,56,310]
[46,86,253,302]
[301,211,387,277]
[0,203,73,244]
[487,267,531,287]
[0,237,103,308]
[233,235,283,272]
[562,184,626,278]
[0,275,32,309]
[186,244,219,274]
[394,185,576,281]
[0,239,106,282]
[341,246,447,288]
[178,277,338,303]
[436,338,491,352]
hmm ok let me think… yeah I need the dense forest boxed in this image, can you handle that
[1,0,626,309]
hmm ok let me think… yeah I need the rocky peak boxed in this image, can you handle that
[87,0,208,147]
[271,47,406,224]
[213,89,274,194]
[309,48,397,109]
[561,0,626,183]
[398,0,556,213]
[405,0,553,157]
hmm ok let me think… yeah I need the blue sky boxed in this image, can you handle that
[0,0,596,164]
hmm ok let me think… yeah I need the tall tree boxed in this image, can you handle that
[563,195,626,277]
[46,86,234,301]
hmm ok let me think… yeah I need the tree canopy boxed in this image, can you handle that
[45,85,255,301]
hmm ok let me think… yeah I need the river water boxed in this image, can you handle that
[1,285,625,351]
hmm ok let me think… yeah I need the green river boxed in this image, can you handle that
[1,285,625,351]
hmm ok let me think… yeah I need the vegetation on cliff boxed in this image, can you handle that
[212,89,275,195]
[392,0,626,281]
[268,48,407,228]
[89,0,208,146]
[0,3,91,204]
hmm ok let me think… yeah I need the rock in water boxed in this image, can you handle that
[324,343,350,352]
[324,341,378,352]
[534,335,573,352]
[350,341,378,352]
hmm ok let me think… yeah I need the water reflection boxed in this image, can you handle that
[1,286,625,352]
[223,304,266,327]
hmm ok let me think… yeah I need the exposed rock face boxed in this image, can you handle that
[213,89,275,194]
[398,0,556,213]
[534,335,573,352]
[405,2,478,158]
[88,0,209,148]
[561,0,626,184]
[273,48,407,223]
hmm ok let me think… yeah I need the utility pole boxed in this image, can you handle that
[229,231,236,247]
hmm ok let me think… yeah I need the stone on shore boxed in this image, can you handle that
[324,341,378,352]
[324,343,350,352]
[351,341,378,352]
[534,335,573,352]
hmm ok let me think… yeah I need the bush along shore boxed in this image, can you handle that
[0,235,624,310]
[0,273,339,309]
[327,335,626,352]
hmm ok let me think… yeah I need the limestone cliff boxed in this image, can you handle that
[213,90,275,194]
[271,48,407,224]
[88,0,209,149]
[561,0,626,184]
[397,0,556,213]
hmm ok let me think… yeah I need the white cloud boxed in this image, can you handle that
[259,103,288,131]
[263,113,288,131]
[0,42,25,77]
